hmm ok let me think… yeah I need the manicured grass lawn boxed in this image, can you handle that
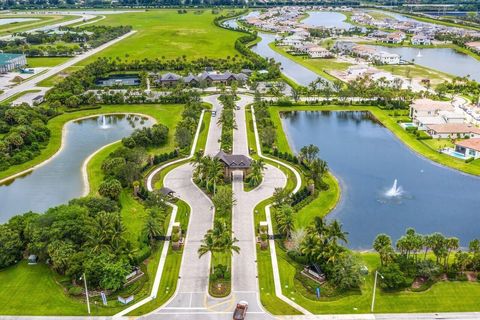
[377,64,451,87]
[294,172,340,229]
[276,249,480,314]
[79,9,244,64]
[0,15,78,35]
[0,104,183,182]
[0,261,87,315]
[27,57,71,68]
[129,199,190,315]
[269,43,351,82]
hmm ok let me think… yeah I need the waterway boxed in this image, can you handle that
[0,114,153,222]
[0,18,39,25]
[369,45,480,82]
[281,110,480,249]
[251,32,326,86]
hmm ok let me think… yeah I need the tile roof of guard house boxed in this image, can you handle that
[215,151,252,169]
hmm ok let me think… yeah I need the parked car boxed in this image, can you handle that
[233,301,248,320]
[212,110,217,117]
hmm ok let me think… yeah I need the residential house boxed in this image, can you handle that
[384,32,406,44]
[411,34,432,45]
[454,138,480,159]
[466,42,480,54]
[373,51,400,65]
[409,98,454,119]
[426,123,480,139]
[307,46,332,58]
[332,41,356,54]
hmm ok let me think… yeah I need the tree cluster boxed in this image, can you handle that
[0,104,57,172]
[175,94,204,150]
[373,229,480,290]
[0,196,136,291]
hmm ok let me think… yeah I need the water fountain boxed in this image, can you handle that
[99,115,110,129]
[417,51,423,58]
[385,179,403,197]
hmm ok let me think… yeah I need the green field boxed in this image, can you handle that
[79,9,243,64]
[27,57,71,68]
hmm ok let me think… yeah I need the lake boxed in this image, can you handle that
[281,110,480,249]
[0,18,39,26]
[0,114,153,222]
[369,45,480,82]
[302,11,354,30]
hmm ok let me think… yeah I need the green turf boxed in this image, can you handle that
[129,199,190,315]
[79,9,244,64]
[27,57,71,68]
[0,104,183,182]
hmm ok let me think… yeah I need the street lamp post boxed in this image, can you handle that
[371,270,384,313]
[80,273,91,314]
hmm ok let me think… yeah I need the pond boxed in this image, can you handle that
[0,114,154,222]
[302,11,354,30]
[368,45,480,82]
[96,74,141,87]
[0,18,39,26]
[280,110,480,249]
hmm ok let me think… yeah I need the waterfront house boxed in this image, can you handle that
[373,51,400,65]
[409,99,454,119]
[384,32,406,44]
[332,41,356,54]
[454,138,480,159]
[307,46,332,58]
[426,123,480,139]
[466,42,480,54]
[411,34,432,46]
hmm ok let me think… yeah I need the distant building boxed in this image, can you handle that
[307,46,332,58]
[466,41,480,53]
[0,53,27,73]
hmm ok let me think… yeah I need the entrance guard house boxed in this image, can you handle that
[215,151,252,180]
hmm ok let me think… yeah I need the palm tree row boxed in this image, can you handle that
[246,159,266,188]
[192,154,224,194]
[198,220,240,273]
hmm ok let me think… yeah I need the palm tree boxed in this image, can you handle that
[198,232,217,271]
[207,158,224,194]
[277,205,295,240]
[247,159,266,187]
[373,234,394,266]
[327,220,348,245]
[143,209,165,245]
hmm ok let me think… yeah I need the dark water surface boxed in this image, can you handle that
[281,111,480,249]
[0,114,153,222]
